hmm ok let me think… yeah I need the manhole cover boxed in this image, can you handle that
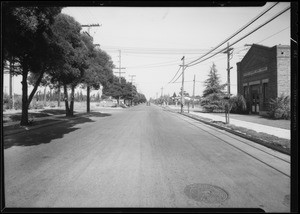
[184,183,228,204]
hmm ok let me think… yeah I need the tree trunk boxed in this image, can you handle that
[9,61,13,109]
[43,86,47,106]
[70,86,75,116]
[63,84,71,117]
[57,85,61,107]
[87,85,90,113]
[28,71,44,105]
[20,65,29,126]
[50,88,52,102]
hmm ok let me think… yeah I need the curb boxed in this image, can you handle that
[164,107,290,156]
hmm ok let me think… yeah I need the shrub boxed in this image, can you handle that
[3,94,13,109]
[267,94,290,120]
[14,96,22,110]
[30,102,44,109]
[229,95,248,114]
[201,93,225,112]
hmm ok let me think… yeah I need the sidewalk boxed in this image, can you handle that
[166,105,290,140]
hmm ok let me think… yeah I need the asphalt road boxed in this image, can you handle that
[4,104,290,211]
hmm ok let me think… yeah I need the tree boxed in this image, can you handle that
[49,13,88,116]
[102,76,125,104]
[122,83,137,105]
[3,5,63,125]
[202,63,226,96]
[133,92,147,105]
[80,35,114,112]
[28,72,55,106]
[201,63,226,112]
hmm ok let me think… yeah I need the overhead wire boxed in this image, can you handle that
[257,26,290,44]
[185,2,280,66]
[187,5,291,67]
[168,66,181,83]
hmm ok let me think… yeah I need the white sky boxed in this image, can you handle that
[4,2,291,100]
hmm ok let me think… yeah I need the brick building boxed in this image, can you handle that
[236,44,290,115]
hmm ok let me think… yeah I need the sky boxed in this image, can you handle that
[3,2,291,100]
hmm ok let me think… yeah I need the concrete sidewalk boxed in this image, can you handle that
[166,105,290,140]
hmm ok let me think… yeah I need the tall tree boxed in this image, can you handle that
[122,83,137,105]
[49,13,88,116]
[3,5,63,125]
[80,35,114,112]
[201,63,226,112]
[202,63,226,97]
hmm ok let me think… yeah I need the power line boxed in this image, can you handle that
[187,5,290,68]
[185,2,280,66]
[172,68,184,83]
[168,66,181,83]
[127,59,180,68]
[257,26,290,44]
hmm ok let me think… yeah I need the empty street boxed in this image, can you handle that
[4,105,290,212]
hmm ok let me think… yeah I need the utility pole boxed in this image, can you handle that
[161,87,163,97]
[180,56,185,113]
[192,74,195,109]
[81,23,101,113]
[81,24,101,36]
[113,50,126,106]
[129,74,136,84]
[114,50,126,83]
[223,42,233,123]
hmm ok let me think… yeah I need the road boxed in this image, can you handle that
[4,104,290,211]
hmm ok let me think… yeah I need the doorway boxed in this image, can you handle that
[250,85,260,114]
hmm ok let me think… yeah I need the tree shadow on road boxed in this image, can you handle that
[3,112,111,149]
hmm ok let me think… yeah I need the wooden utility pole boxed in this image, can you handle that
[81,24,101,113]
[113,50,126,105]
[223,42,233,123]
[180,56,185,113]
[114,50,126,83]
[192,74,195,108]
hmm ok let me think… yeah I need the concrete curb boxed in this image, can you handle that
[163,107,290,156]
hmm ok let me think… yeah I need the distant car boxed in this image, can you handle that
[146,102,151,106]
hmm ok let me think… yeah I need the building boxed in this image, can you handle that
[236,44,290,115]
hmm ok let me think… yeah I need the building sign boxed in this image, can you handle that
[243,67,268,77]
